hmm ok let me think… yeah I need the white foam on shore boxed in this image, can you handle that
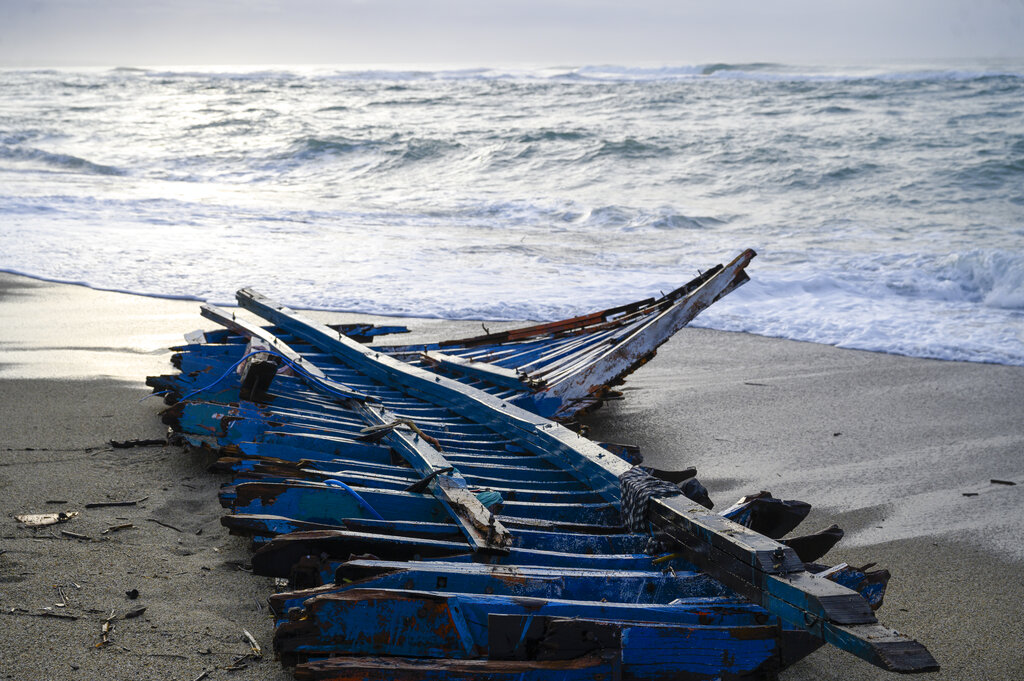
[3,242,1022,366]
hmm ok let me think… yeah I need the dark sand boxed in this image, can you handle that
[1,273,1022,680]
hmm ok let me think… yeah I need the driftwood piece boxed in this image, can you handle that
[60,530,92,541]
[243,629,263,659]
[146,518,183,533]
[85,497,149,509]
[14,511,79,527]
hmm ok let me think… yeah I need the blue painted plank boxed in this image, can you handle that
[231,482,449,524]
[268,561,732,617]
[274,588,772,660]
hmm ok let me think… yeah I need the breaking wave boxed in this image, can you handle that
[0,145,125,176]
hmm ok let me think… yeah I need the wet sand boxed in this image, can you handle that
[1,272,1022,680]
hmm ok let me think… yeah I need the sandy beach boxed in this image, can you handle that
[1,272,1021,680]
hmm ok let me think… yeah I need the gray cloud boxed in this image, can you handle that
[1,0,1022,67]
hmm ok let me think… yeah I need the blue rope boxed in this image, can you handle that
[323,479,385,520]
[274,351,373,402]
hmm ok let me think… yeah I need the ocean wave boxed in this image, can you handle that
[924,250,1024,310]
[367,96,456,107]
[699,62,785,76]
[813,105,858,115]
[399,138,464,162]
[326,68,496,82]
[286,136,378,159]
[7,63,1024,86]
[537,204,729,232]
[0,145,125,176]
[712,68,1024,84]
[695,263,1024,366]
[583,138,672,161]
[143,68,305,81]
[276,135,465,170]
[567,63,791,80]
[753,250,1024,312]
[568,64,702,80]
[949,157,1024,191]
[650,214,725,230]
[867,69,1024,82]
[776,162,883,191]
[185,118,259,131]
[564,64,930,83]
[56,80,107,90]
[515,130,590,144]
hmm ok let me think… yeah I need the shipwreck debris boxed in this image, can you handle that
[146,252,939,679]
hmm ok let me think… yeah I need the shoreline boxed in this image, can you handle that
[1,272,1022,679]
[4,266,1021,370]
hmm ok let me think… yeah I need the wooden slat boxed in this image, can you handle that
[421,350,539,391]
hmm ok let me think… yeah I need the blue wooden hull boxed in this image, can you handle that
[147,258,936,680]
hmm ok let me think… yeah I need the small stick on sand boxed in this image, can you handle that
[242,629,262,659]
[85,496,149,509]
[60,530,92,541]
[145,518,183,532]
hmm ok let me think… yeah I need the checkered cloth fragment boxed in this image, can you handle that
[618,466,683,533]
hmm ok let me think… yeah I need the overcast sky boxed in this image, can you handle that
[1,0,1022,68]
